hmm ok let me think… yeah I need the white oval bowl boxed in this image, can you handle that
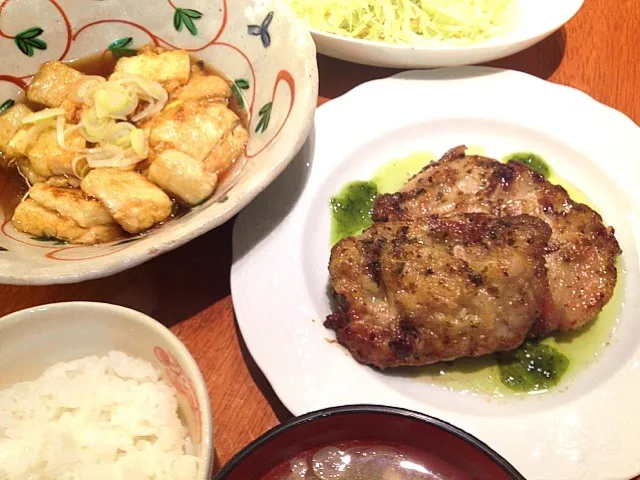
[308,0,584,68]
[0,0,318,285]
[0,301,214,479]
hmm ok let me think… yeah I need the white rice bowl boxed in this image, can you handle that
[0,351,199,480]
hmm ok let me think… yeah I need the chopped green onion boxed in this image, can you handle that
[22,108,65,124]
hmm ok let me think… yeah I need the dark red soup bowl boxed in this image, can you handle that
[215,405,525,480]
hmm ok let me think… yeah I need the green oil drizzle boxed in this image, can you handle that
[371,151,435,194]
[548,172,598,212]
[330,181,378,245]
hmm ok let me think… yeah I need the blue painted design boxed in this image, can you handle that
[248,11,273,48]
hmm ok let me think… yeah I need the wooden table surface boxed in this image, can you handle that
[1,0,638,476]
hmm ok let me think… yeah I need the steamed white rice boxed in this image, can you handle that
[0,351,199,480]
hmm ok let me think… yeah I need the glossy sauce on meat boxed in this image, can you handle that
[0,50,249,236]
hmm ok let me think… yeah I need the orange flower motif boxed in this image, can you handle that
[154,346,202,443]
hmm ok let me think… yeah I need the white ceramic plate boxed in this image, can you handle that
[231,67,640,480]
[306,0,584,68]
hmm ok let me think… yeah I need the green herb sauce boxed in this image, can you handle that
[503,151,552,178]
[330,181,378,245]
[330,152,435,245]
[498,342,569,392]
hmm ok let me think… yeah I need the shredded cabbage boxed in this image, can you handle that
[287,0,516,45]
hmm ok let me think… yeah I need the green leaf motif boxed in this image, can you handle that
[109,37,133,50]
[0,99,15,115]
[173,8,203,36]
[108,37,137,58]
[19,26,43,39]
[181,8,203,19]
[31,235,66,245]
[231,78,250,109]
[235,79,250,89]
[114,237,139,246]
[255,102,272,134]
[15,27,47,57]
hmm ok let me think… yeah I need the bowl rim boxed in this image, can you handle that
[214,404,526,480]
[0,301,214,479]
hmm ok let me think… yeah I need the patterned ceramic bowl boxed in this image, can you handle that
[0,0,318,284]
[0,301,213,479]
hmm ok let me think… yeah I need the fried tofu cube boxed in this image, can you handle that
[27,61,83,108]
[149,100,247,173]
[172,75,232,102]
[27,127,85,178]
[16,158,46,185]
[81,169,173,234]
[13,198,122,245]
[5,126,30,159]
[114,49,190,87]
[148,150,217,206]
[204,121,248,175]
[0,104,33,157]
[45,176,81,188]
[29,182,116,228]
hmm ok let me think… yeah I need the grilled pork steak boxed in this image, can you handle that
[373,146,621,336]
[326,214,552,368]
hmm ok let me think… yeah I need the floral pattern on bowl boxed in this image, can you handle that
[0,0,318,284]
[155,345,202,443]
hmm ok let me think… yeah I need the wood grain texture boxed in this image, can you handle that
[0,0,638,476]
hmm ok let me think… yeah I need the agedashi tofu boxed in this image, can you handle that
[27,128,85,178]
[27,61,83,108]
[115,49,190,87]
[172,75,232,102]
[148,149,217,206]
[81,169,173,234]
[0,104,32,156]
